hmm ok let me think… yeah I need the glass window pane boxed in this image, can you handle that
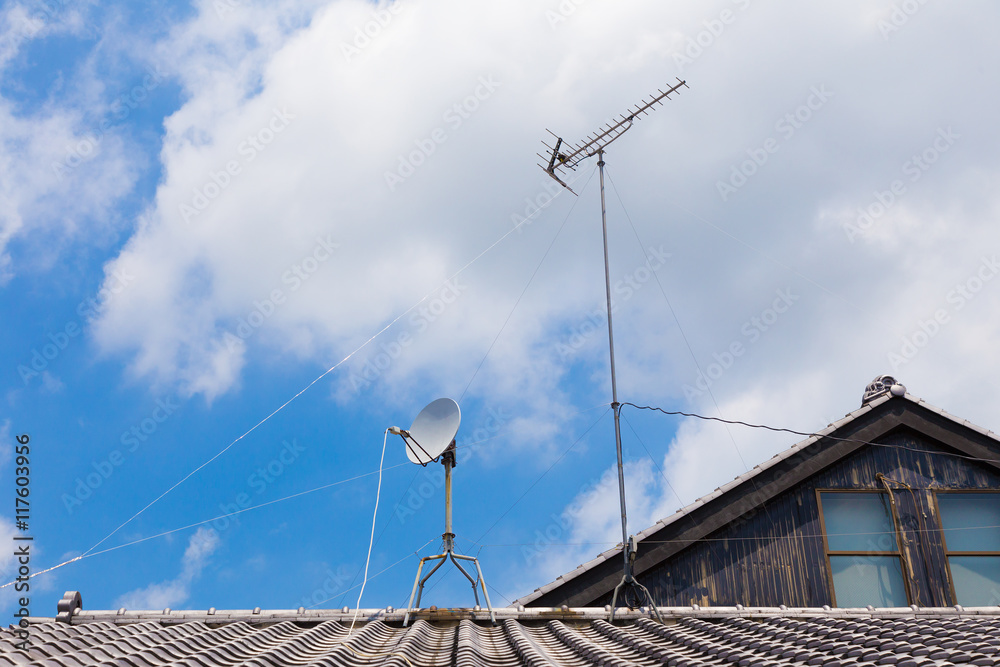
[938,494,1000,552]
[821,492,898,552]
[830,555,908,607]
[949,556,1000,606]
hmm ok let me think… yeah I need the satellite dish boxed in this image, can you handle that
[387,397,493,625]
[403,398,460,465]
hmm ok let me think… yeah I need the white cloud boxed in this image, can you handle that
[113,527,220,610]
[0,2,138,284]
[88,1,1000,421]
[71,0,1000,512]
[518,460,658,589]
[40,372,64,394]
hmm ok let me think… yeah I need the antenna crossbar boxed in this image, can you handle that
[538,79,688,194]
[541,78,687,186]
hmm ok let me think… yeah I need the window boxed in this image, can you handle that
[818,491,909,607]
[937,492,1000,606]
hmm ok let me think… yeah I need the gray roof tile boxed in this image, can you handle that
[7,611,1000,667]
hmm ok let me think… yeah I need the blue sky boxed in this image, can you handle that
[2,0,1000,618]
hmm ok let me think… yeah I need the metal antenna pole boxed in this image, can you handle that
[403,443,495,627]
[539,79,685,623]
[598,150,663,624]
[443,449,454,552]
[597,150,629,565]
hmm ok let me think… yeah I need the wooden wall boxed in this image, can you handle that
[597,430,1000,608]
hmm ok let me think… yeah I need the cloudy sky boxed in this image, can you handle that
[2,0,999,616]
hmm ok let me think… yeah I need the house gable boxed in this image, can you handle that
[521,391,1000,608]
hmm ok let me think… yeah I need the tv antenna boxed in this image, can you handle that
[389,398,495,626]
[538,78,687,621]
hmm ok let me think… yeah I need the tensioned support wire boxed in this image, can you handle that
[459,167,594,403]
[7,397,998,591]
[323,172,595,608]
[347,429,389,634]
[601,167,779,538]
[0,401,611,590]
[5,183,573,589]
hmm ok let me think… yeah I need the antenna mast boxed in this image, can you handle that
[539,78,687,622]
[390,398,495,627]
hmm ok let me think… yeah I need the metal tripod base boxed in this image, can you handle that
[403,534,495,626]
[610,573,663,623]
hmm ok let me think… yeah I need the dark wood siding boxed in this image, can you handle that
[596,430,1000,608]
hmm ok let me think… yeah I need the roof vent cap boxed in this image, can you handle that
[863,375,906,405]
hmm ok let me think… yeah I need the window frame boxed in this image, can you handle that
[816,488,912,608]
[933,489,1000,606]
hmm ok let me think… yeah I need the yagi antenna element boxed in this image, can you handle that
[538,78,687,193]
[537,79,688,622]
[389,398,495,626]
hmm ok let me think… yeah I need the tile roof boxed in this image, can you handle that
[6,606,1000,666]
[514,391,1000,607]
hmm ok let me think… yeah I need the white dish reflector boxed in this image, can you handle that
[403,398,461,465]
